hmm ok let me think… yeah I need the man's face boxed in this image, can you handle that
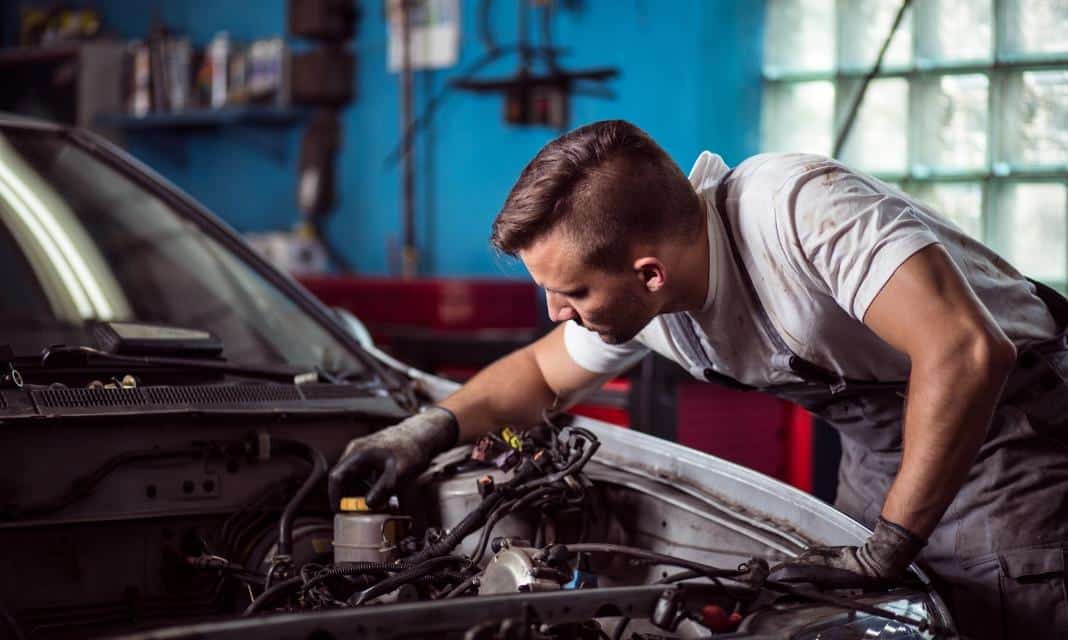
[519,228,657,345]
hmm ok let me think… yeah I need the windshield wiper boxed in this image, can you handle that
[17,345,321,385]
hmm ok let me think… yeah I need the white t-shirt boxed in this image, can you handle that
[563,151,1058,387]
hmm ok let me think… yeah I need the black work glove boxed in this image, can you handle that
[767,517,926,590]
[328,406,459,511]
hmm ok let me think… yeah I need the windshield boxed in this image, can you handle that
[0,126,365,377]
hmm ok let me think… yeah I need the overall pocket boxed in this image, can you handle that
[997,545,1068,639]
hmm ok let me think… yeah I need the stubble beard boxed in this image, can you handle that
[596,291,653,345]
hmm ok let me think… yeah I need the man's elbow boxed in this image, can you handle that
[964,327,1016,382]
[919,324,1016,384]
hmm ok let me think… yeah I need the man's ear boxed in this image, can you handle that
[633,256,667,292]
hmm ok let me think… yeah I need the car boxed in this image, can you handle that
[0,114,955,640]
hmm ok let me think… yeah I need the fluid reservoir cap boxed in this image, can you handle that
[339,496,370,512]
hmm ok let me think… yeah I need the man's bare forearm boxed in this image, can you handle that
[439,346,559,442]
[881,335,1015,538]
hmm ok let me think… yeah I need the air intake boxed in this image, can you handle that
[34,387,147,409]
[145,385,302,406]
[299,383,363,400]
[33,384,307,410]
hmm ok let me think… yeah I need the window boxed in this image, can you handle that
[762,0,1068,289]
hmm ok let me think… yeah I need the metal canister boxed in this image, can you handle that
[332,497,411,564]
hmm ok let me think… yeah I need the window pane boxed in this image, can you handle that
[915,74,988,171]
[764,0,835,74]
[916,0,992,63]
[910,182,984,240]
[1002,70,1068,167]
[839,78,909,174]
[1004,0,1068,56]
[762,81,835,155]
[837,0,912,71]
[999,182,1067,283]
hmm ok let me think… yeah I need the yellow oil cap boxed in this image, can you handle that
[339,497,370,512]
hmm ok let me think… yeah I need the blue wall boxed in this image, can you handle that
[30,0,766,276]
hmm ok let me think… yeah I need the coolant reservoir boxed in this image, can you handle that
[333,497,411,563]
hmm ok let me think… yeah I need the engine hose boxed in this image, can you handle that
[298,561,405,592]
[243,576,304,615]
[272,438,329,558]
[350,556,472,606]
[402,489,511,564]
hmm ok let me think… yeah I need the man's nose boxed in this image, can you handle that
[546,292,575,323]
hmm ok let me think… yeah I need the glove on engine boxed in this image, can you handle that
[328,406,459,510]
[768,517,926,589]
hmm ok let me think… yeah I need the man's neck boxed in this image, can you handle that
[659,228,711,315]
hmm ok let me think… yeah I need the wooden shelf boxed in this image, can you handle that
[0,45,82,67]
[94,107,305,130]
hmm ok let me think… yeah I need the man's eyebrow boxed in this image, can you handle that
[544,285,586,296]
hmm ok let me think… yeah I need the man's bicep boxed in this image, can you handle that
[863,244,1005,359]
[530,324,641,407]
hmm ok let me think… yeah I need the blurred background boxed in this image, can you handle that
[1,0,1065,501]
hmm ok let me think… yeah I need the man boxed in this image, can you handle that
[330,120,1068,639]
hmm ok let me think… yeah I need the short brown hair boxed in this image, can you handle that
[490,120,703,269]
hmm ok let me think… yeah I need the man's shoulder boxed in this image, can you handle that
[734,152,833,188]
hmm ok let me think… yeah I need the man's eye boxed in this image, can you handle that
[569,289,588,300]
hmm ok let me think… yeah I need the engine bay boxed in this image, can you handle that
[0,385,950,640]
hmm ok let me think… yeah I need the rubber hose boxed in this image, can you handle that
[273,439,328,557]
[243,576,303,615]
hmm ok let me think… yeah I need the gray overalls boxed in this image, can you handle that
[699,173,1068,639]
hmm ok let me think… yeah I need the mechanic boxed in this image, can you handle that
[331,120,1068,638]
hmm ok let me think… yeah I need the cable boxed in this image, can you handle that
[385,46,513,166]
[470,486,563,564]
[831,0,912,158]
[350,555,473,606]
[477,0,498,52]
[539,0,561,73]
[246,561,405,615]
[383,0,592,167]
[517,0,533,69]
[298,561,399,593]
[562,544,746,580]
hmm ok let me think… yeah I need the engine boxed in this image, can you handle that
[233,423,770,639]
[0,410,948,640]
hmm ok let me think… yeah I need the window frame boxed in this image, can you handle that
[761,0,1068,290]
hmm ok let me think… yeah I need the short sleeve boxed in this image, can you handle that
[789,168,941,321]
[562,320,649,374]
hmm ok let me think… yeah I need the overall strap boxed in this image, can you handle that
[712,170,847,393]
[1028,277,1068,332]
